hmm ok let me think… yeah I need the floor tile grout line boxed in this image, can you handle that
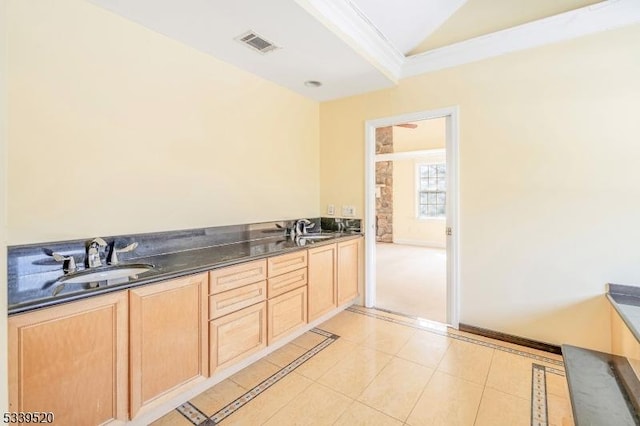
[258,373,316,426]
[403,358,439,426]
[350,354,402,421]
[400,328,452,424]
[309,332,418,424]
[471,347,496,426]
[347,306,564,369]
[191,328,339,425]
[311,355,392,405]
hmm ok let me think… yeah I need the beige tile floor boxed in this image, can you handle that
[152,307,573,426]
[376,243,447,323]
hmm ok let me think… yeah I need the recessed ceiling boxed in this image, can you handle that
[407,0,603,55]
[89,0,640,101]
[348,0,467,55]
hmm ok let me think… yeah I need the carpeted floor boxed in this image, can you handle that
[375,242,447,323]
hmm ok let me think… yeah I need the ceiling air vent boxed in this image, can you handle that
[235,31,279,54]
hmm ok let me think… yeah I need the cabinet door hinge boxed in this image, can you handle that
[446,227,452,236]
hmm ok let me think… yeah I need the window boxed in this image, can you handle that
[418,163,446,218]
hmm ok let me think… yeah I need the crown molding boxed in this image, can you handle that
[402,0,640,78]
[299,0,640,84]
[294,0,404,83]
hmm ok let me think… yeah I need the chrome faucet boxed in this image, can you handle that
[51,252,77,274]
[291,219,314,238]
[86,237,107,268]
[108,242,138,265]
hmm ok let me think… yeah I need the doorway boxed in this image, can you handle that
[364,107,459,328]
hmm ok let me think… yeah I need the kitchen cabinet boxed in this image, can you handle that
[307,243,337,321]
[129,273,208,418]
[337,237,362,305]
[268,286,308,344]
[210,302,267,373]
[267,251,308,344]
[209,261,268,374]
[8,291,129,425]
[7,233,362,424]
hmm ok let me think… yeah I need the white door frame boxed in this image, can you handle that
[364,106,460,328]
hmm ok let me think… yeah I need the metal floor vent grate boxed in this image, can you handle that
[235,31,279,54]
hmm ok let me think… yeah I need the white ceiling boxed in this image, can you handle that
[349,0,468,55]
[89,0,640,102]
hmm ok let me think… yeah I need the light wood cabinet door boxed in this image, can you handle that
[210,302,267,374]
[337,238,362,305]
[129,273,209,418]
[209,260,267,294]
[307,243,337,321]
[8,291,128,425]
[268,286,308,344]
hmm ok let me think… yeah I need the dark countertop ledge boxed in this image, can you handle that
[562,344,640,426]
[608,284,640,345]
[8,231,362,316]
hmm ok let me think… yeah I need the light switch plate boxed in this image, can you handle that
[342,205,356,217]
[327,204,335,215]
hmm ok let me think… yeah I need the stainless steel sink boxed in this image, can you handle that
[58,263,154,284]
[295,233,336,246]
[299,234,334,240]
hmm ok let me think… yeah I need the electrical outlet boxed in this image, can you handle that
[327,204,335,216]
[342,205,356,217]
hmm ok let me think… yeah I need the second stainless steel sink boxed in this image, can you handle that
[58,263,154,284]
[299,234,334,240]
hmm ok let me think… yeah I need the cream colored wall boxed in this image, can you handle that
[0,0,8,412]
[320,24,640,351]
[392,119,446,246]
[392,156,446,247]
[7,0,320,245]
[392,117,446,152]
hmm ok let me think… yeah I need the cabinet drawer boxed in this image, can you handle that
[210,302,267,374]
[268,268,307,298]
[268,251,307,277]
[209,260,267,294]
[268,286,308,345]
[209,281,267,319]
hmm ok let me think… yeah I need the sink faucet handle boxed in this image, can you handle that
[91,237,108,247]
[86,237,108,268]
[108,242,138,265]
[51,252,77,274]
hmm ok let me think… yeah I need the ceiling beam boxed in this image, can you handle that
[299,0,640,82]
[295,0,404,83]
[403,0,640,77]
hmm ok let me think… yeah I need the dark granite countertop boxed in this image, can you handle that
[608,284,640,344]
[8,221,362,315]
[563,344,640,425]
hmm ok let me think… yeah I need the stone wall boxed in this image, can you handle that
[375,127,393,242]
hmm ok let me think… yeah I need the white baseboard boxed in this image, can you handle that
[392,238,446,249]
